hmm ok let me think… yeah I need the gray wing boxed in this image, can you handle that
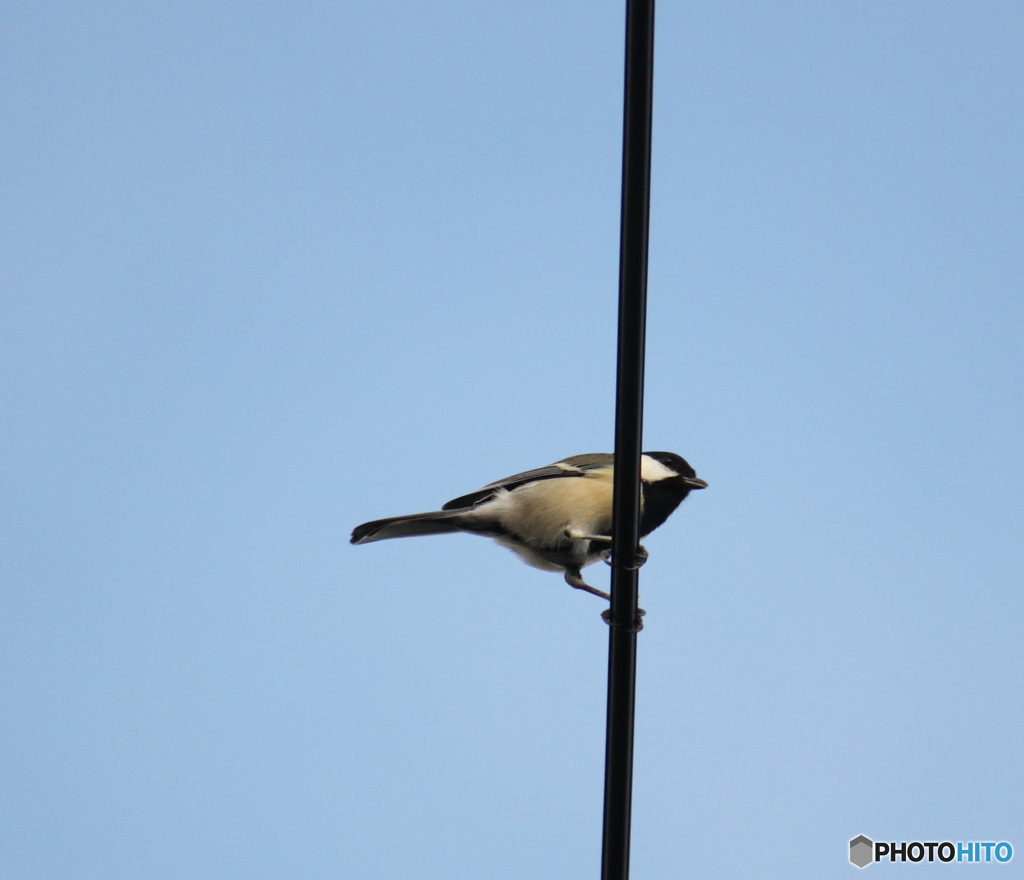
[441,453,613,510]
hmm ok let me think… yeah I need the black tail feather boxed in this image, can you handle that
[350,509,469,545]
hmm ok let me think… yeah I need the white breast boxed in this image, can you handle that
[489,472,615,548]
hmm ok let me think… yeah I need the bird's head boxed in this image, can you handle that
[641,451,708,490]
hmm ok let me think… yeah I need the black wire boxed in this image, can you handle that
[602,0,655,878]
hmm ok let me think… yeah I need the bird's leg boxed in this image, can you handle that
[564,568,611,601]
[564,528,613,543]
[601,543,648,569]
[564,563,645,631]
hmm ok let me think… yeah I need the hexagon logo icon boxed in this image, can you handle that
[850,835,873,868]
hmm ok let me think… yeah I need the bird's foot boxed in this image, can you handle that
[601,544,648,570]
[565,566,645,630]
[601,607,646,633]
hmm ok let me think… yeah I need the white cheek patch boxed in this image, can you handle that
[640,455,677,482]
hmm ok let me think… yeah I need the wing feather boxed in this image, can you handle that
[441,454,613,510]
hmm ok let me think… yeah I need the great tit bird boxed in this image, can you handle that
[351,451,707,600]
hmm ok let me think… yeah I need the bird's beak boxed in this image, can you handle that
[684,477,708,489]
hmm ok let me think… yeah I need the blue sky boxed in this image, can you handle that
[2,2,1022,878]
